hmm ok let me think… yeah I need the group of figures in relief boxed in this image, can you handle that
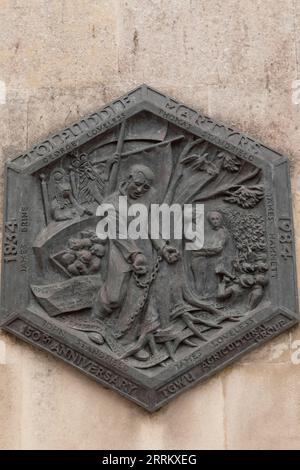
[32,113,269,368]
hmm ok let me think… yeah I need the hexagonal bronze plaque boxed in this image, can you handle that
[1,85,298,410]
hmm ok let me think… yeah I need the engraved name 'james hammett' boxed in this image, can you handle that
[1,84,298,410]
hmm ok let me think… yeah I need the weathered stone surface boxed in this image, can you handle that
[117,0,296,89]
[17,348,142,450]
[223,364,300,449]
[0,364,21,449]
[155,376,225,450]
[0,0,118,91]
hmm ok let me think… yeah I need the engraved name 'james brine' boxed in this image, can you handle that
[0,85,298,410]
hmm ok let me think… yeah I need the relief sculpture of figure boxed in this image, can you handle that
[69,152,106,208]
[216,252,269,310]
[191,211,230,299]
[49,168,92,222]
[92,162,179,361]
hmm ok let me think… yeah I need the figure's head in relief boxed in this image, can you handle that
[207,211,223,229]
[125,164,154,200]
[50,168,71,199]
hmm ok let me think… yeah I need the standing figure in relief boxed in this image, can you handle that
[191,211,229,299]
[92,163,179,360]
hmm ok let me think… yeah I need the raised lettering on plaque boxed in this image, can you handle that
[0,85,298,410]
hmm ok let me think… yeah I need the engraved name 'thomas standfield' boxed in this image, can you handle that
[0,85,298,411]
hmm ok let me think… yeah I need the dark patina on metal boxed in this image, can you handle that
[1,85,298,410]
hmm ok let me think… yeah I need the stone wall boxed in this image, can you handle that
[1,0,300,450]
